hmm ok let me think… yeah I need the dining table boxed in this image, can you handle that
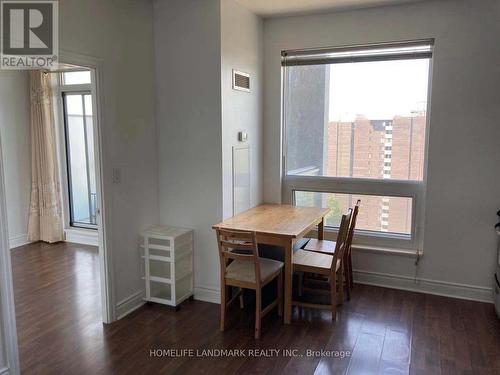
[212,204,330,324]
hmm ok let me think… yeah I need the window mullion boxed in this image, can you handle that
[284,175,422,198]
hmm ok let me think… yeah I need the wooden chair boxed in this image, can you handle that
[215,228,283,339]
[292,209,352,319]
[303,200,360,299]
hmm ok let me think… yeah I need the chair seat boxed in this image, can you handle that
[226,257,283,284]
[293,249,340,274]
[303,239,337,255]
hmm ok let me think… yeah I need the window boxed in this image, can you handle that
[295,191,412,235]
[62,92,97,228]
[282,40,433,249]
[62,71,91,85]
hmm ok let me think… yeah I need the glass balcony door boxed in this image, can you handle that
[63,92,97,229]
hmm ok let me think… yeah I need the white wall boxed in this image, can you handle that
[263,0,500,301]
[154,0,264,301]
[0,312,5,373]
[221,0,264,218]
[59,0,159,316]
[0,325,4,374]
[0,72,31,250]
[154,0,224,301]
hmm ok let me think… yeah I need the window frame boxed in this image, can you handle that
[280,40,434,252]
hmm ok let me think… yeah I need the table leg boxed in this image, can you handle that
[284,239,293,324]
[318,217,325,240]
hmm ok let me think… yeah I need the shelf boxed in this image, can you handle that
[175,270,192,282]
[175,250,193,261]
[142,225,192,238]
[141,255,171,262]
[176,293,193,305]
[141,225,194,308]
[148,296,174,306]
[142,276,171,284]
[140,244,171,252]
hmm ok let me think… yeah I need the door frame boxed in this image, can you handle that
[58,50,115,324]
[0,50,115,374]
[0,134,19,375]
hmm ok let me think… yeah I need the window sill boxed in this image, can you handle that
[323,226,411,242]
[351,244,421,257]
[307,229,422,258]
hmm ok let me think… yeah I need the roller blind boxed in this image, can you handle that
[281,39,434,66]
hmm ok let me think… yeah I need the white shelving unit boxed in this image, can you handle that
[140,226,193,308]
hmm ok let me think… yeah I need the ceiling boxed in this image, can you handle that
[235,0,419,17]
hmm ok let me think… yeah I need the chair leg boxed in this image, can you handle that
[330,272,337,320]
[220,284,227,331]
[277,271,283,317]
[239,288,244,309]
[255,288,262,339]
[348,253,354,289]
[338,266,344,305]
[345,264,352,301]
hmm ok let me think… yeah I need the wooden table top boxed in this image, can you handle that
[212,204,330,238]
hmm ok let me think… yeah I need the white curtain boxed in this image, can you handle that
[27,71,63,243]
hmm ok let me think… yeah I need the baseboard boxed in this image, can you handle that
[186,273,492,307]
[115,290,145,320]
[0,366,10,375]
[194,286,220,304]
[354,269,494,303]
[64,228,99,246]
[9,233,31,249]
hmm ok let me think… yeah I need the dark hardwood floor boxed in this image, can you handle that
[11,241,500,374]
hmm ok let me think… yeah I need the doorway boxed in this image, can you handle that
[0,55,114,374]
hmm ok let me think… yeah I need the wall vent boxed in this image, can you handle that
[232,70,250,92]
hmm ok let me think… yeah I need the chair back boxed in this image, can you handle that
[331,209,352,272]
[344,200,360,262]
[215,228,261,285]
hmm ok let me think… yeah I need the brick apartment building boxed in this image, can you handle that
[325,113,426,234]
[285,65,427,235]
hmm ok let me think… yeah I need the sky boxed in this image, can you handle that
[328,59,430,122]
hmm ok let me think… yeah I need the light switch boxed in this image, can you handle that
[238,131,248,142]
